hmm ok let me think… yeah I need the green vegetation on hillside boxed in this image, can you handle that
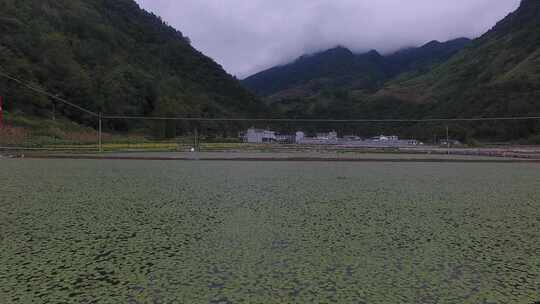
[245,0,540,142]
[374,0,540,140]
[1,0,538,143]
[243,48,387,96]
[0,0,262,132]
[381,0,540,114]
[242,39,471,98]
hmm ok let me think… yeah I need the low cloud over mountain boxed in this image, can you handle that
[136,0,520,77]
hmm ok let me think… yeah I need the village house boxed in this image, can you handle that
[240,128,422,147]
[241,128,277,143]
[316,131,338,141]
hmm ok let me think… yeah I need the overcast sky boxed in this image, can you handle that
[135,0,521,78]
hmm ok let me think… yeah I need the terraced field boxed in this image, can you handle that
[1,160,539,303]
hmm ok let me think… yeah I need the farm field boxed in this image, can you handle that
[95,151,518,161]
[0,160,539,303]
[17,151,540,162]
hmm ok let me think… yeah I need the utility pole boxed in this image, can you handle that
[194,127,199,152]
[0,95,3,129]
[446,125,450,155]
[98,112,103,153]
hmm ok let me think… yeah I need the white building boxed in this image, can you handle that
[276,133,296,144]
[296,131,340,145]
[295,131,305,143]
[242,128,277,143]
[316,131,338,141]
[370,135,399,142]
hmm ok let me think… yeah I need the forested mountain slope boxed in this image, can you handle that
[0,0,262,127]
[242,38,471,98]
[378,0,540,119]
[242,47,386,96]
[245,0,539,141]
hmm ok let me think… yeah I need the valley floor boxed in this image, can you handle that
[7,145,540,162]
[1,159,539,303]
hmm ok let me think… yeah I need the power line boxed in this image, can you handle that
[103,115,540,123]
[0,68,99,117]
[2,67,540,123]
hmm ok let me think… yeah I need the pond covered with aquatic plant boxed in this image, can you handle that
[1,160,539,303]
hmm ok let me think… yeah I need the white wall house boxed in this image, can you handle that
[243,128,277,143]
[316,131,338,141]
[296,131,340,145]
[370,135,399,142]
[295,131,305,143]
[276,134,296,144]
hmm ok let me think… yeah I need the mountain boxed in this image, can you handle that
[384,38,472,76]
[242,47,387,96]
[379,0,540,120]
[242,38,471,98]
[244,0,540,142]
[0,0,262,129]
